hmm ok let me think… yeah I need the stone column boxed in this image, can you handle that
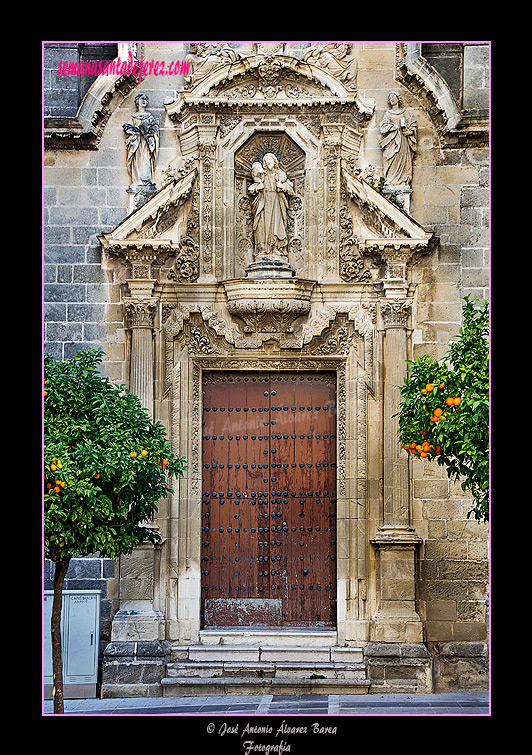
[381,300,412,530]
[370,298,423,645]
[125,297,157,418]
[102,285,171,698]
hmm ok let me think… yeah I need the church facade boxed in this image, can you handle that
[43,42,490,696]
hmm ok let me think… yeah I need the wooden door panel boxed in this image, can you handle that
[201,372,336,627]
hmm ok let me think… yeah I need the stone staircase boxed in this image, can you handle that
[161,630,370,696]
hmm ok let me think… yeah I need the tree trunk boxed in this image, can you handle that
[51,558,70,715]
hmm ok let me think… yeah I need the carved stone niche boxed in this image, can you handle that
[223,277,315,339]
[234,131,306,279]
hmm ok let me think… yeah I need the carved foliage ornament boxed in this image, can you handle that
[125,298,157,328]
[380,300,412,328]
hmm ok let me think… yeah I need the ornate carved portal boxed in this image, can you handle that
[162,307,375,644]
[101,47,435,646]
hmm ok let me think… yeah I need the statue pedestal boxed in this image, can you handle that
[245,256,295,278]
[223,277,315,336]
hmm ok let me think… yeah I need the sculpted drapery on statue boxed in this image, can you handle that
[379,92,417,186]
[184,42,241,86]
[248,153,295,263]
[303,43,357,87]
[123,93,160,206]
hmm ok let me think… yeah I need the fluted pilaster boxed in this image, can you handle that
[125,298,157,418]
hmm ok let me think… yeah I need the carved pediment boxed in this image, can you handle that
[98,168,198,280]
[166,54,375,121]
[341,167,433,247]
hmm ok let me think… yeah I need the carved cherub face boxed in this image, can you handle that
[251,161,265,179]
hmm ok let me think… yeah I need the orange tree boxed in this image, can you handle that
[397,296,489,522]
[44,347,186,713]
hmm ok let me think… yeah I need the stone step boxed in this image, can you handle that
[167,660,367,679]
[199,629,337,647]
[171,645,364,664]
[161,676,371,696]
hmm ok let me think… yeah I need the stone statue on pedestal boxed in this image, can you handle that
[123,93,159,208]
[247,152,295,276]
[379,91,417,187]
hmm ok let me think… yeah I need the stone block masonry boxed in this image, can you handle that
[43,153,128,381]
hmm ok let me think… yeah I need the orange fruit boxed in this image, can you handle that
[94,473,100,479]
[453,397,461,406]
[130,452,137,458]
[425,383,434,392]
[436,446,441,454]
[438,383,445,389]
[420,451,428,458]
[162,459,168,466]
[434,408,443,417]
[446,397,454,406]
[141,449,148,456]
[50,463,57,472]
[54,486,60,493]
[44,390,48,397]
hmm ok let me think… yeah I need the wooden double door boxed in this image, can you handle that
[201,372,337,627]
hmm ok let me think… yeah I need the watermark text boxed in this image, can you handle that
[56,52,189,79]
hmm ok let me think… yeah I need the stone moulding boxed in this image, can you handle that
[162,295,376,397]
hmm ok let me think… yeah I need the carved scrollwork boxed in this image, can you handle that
[339,236,372,283]
[167,235,199,282]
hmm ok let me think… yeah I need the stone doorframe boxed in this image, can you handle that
[160,295,378,647]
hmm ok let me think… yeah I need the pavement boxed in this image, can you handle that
[43,690,489,716]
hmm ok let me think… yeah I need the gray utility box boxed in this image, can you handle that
[44,590,101,699]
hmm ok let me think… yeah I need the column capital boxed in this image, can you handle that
[124,297,157,328]
[380,298,412,329]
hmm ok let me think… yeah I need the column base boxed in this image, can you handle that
[370,607,424,644]
[110,607,165,642]
[370,526,424,644]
